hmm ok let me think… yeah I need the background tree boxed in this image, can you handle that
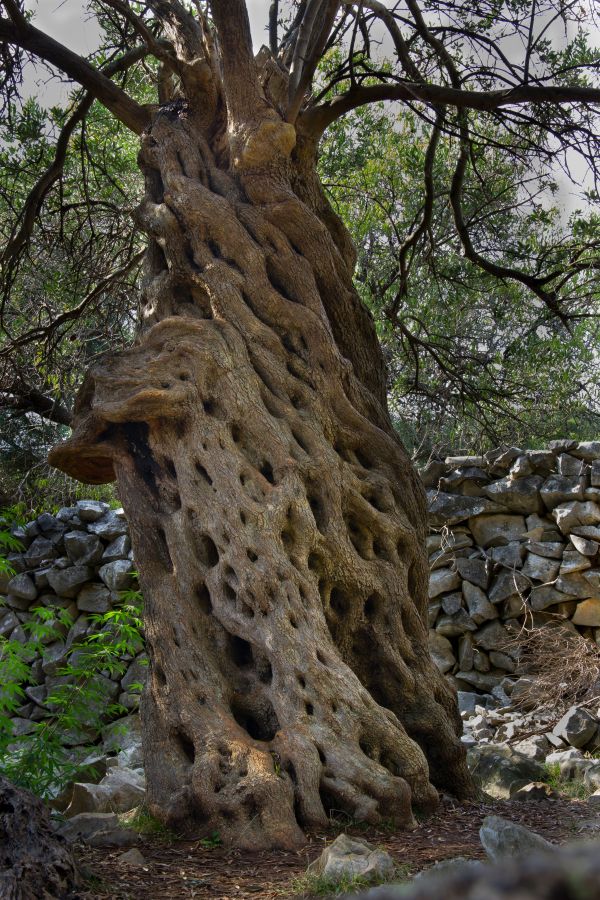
[1,0,599,849]
[320,100,600,454]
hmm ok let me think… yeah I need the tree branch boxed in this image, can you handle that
[301,81,600,137]
[1,384,72,426]
[0,15,150,133]
[269,0,279,55]
[448,133,569,323]
[288,0,339,122]
[209,0,263,123]
[387,110,445,320]
[0,251,144,358]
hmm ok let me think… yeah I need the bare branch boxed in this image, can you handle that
[269,0,279,55]
[0,15,150,133]
[288,0,339,121]
[1,383,72,426]
[302,81,600,137]
[0,251,144,358]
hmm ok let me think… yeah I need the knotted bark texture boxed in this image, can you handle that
[50,103,472,849]
[0,776,80,898]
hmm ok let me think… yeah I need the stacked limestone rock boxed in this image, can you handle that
[423,441,600,695]
[1,500,146,739]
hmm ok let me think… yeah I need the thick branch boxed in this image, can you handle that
[288,0,339,122]
[302,82,600,136]
[341,0,421,83]
[0,16,150,133]
[269,0,279,55]
[209,0,263,122]
[1,385,72,426]
[99,0,174,62]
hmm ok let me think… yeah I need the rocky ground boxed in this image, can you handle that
[72,795,598,899]
[50,682,600,899]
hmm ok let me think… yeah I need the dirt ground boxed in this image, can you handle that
[75,795,598,899]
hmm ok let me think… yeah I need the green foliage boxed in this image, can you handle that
[0,572,144,798]
[199,830,223,849]
[119,805,176,839]
[543,762,594,801]
[319,100,600,456]
[0,517,24,578]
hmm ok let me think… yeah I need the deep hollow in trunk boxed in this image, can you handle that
[50,98,473,849]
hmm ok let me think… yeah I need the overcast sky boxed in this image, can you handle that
[25,0,269,99]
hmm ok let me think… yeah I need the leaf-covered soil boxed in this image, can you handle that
[75,795,598,899]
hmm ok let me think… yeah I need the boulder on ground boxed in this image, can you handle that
[479,815,552,861]
[352,841,600,900]
[64,766,145,817]
[118,848,146,866]
[513,735,550,762]
[510,782,557,802]
[307,833,395,885]
[59,811,138,847]
[412,858,484,887]
[552,706,598,749]
[467,744,546,799]
[584,764,600,792]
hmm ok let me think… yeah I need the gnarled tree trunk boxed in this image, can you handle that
[50,6,473,850]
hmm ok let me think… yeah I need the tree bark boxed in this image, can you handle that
[0,776,80,898]
[50,67,472,849]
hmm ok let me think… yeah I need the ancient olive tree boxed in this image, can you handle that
[1,0,599,849]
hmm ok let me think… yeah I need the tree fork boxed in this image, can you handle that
[50,87,472,850]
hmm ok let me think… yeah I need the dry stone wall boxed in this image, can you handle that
[1,501,144,740]
[423,441,600,694]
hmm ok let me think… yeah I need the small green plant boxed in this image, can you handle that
[0,544,145,798]
[120,805,176,839]
[199,830,223,849]
[544,762,592,801]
